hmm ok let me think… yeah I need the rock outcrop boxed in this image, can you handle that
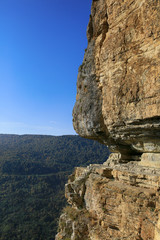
[56,155,160,240]
[56,0,160,239]
[73,0,160,164]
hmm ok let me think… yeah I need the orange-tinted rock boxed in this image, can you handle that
[56,1,160,239]
[73,0,160,160]
[56,156,160,240]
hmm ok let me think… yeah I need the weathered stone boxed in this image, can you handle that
[73,0,160,162]
[65,167,91,208]
[56,162,160,240]
[56,1,160,239]
[140,153,160,168]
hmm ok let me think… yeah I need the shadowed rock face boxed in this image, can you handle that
[73,0,160,162]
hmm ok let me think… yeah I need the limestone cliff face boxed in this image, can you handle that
[56,155,160,240]
[73,0,160,160]
[56,0,160,239]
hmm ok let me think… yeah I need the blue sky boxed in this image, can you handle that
[0,0,92,135]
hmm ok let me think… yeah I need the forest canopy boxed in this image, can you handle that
[0,134,110,240]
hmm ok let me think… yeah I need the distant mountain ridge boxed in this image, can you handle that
[0,134,109,175]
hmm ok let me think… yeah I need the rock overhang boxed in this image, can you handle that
[73,0,160,166]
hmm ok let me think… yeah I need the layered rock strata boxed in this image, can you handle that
[56,0,160,239]
[56,154,160,240]
[73,0,160,163]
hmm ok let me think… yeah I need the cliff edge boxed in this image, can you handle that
[56,156,160,239]
[73,0,160,165]
[56,0,160,239]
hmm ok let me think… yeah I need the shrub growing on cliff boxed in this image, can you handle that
[62,205,79,221]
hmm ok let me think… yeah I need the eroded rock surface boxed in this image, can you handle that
[73,0,160,162]
[56,1,160,239]
[56,155,160,240]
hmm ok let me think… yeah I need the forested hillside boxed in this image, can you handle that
[0,134,110,240]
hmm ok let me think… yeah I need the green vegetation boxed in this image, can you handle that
[0,134,110,239]
[59,206,91,240]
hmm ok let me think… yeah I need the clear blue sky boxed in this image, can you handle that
[0,0,92,135]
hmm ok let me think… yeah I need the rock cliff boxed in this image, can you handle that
[56,0,160,239]
[56,155,160,240]
[73,0,160,164]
